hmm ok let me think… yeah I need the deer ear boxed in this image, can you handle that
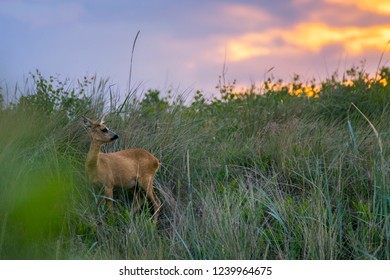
[82,116,93,128]
[98,114,105,124]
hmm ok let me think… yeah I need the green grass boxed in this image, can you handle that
[0,67,389,259]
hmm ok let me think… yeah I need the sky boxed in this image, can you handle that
[1,0,390,98]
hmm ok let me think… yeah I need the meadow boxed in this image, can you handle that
[0,66,389,259]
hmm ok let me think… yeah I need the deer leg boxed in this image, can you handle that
[131,187,145,214]
[104,186,114,212]
[139,177,161,222]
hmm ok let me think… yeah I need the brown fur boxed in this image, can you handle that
[83,115,161,221]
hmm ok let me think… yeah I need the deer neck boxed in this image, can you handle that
[86,141,102,174]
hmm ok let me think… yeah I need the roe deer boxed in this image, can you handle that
[82,115,161,222]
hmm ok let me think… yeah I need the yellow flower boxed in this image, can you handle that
[379,77,388,87]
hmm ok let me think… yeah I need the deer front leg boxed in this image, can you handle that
[104,185,114,212]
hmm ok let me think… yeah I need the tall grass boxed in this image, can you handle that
[0,66,389,259]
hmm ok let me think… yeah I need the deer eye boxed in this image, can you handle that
[101,128,108,133]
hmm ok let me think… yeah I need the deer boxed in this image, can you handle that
[82,115,161,222]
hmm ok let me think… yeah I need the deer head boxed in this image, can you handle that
[82,115,119,144]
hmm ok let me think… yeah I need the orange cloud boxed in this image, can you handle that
[285,23,390,54]
[325,0,390,15]
[223,23,390,62]
[224,33,273,61]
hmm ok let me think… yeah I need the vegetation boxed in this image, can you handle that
[0,66,389,259]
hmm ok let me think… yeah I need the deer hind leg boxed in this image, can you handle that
[138,176,161,222]
[104,185,114,212]
[131,187,145,214]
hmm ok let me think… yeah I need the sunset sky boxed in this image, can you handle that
[1,0,389,97]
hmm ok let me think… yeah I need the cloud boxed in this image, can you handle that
[325,0,390,15]
[284,23,390,54]
[135,1,390,88]
[219,23,390,62]
[184,2,280,38]
[219,3,277,27]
